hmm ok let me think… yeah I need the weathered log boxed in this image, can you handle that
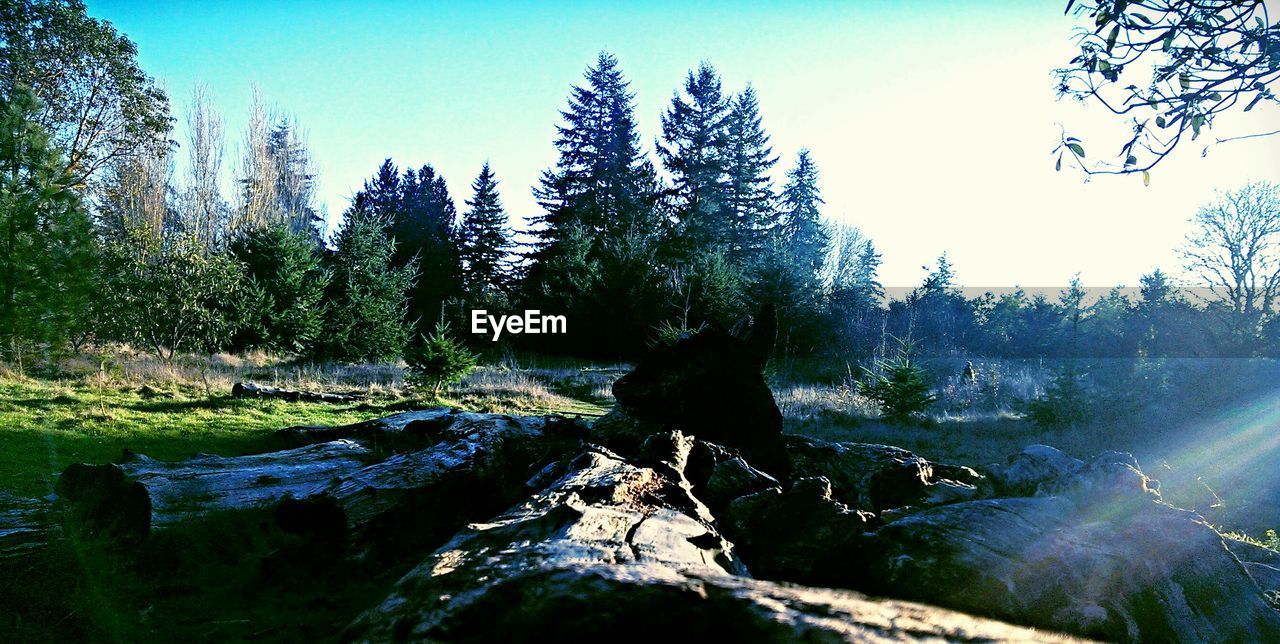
[232,381,367,404]
[273,407,459,450]
[303,411,588,561]
[343,442,1076,642]
[58,440,370,531]
[0,492,48,562]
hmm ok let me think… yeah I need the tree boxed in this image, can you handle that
[824,223,883,355]
[228,223,329,354]
[317,206,416,363]
[390,163,459,329]
[235,90,321,239]
[457,162,511,301]
[99,232,245,361]
[1181,181,1280,351]
[95,139,175,244]
[182,84,229,252]
[526,52,663,355]
[405,321,477,396]
[0,87,95,354]
[1055,0,1279,178]
[1059,273,1089,353]
[723,85,778,264]
[531,52,661,249]
[0,0,172,186]
[659,62,732,257]
[779,149,828,273]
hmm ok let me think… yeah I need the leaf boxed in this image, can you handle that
[1179,73,1190,90]
[1125,155,1138,166]
[1142,170,1150,187]
[1067,143,1086,158]
[1106,25,1120,53]
[1056,154,1063,172]
[1245,94,1264,112]
[1155,116,1166,128]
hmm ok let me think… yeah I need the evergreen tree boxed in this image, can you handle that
[723,85,777,264]
[658,62,732,257]
[779,149,828,273]
[228,223,330,353]
[527,52,663,355]
[353,159,460,331]
[531,52,660,251]
[317,206,416,362]
[457,162,512,300]
[0,87,95,354]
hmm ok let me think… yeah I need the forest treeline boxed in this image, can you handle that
[3,0,1280,370]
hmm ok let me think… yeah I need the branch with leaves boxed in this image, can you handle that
[1055,0,1279,180]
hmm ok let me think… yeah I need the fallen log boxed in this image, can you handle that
[232,381,367,404]
[273,407,459,450]
[0,492,48,562]
[343,442,1076,642]
[57,440,370,531]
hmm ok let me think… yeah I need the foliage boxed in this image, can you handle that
[353,158,459,331]
[0,87,96,355]
[457,162,512,298]
[0,0,172,185]
[1026,366,1094,429]
[406,321,478,395]
[859,339,938,422]
[99,233,246,360]
[317,208,416,363]
[1056,0,1279,177]
[228,223,329,354]
[659,61,732,257]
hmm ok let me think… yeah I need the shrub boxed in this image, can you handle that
[406,322,478,396]
[1025,366,1093,428]
[859,340,938,422]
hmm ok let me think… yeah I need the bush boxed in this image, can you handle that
[1025,366,1093,428]
[406,322,478,395]
[859,340,938,422]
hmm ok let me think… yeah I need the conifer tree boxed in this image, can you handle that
[0,87,95,354]
[317,206,416,362]
[457,162,511,300]
[658,62,732,257]
[228,223,329,353]
[779,149,828,273]
[723,86,778,264]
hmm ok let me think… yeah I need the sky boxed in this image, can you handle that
[85,0,1280,289]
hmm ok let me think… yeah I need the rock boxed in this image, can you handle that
[856,453,1280,642]
[723,476,876,586]
[609,304,791,482]
[343,446,1074,643]
[987,444,1083,496]
[785,435,987,513]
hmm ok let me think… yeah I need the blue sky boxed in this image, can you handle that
[86,0,1279,287]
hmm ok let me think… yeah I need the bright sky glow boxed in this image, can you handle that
[86,0,1280,288]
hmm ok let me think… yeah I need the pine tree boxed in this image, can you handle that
[354,159,460,331]
[228,223,330,353]
[658,62,732,257]
[526,52,663,355]
[723,85,777,264]
[457,162,511,300]
[531,52,660,254]
[779,149,828,273]
[317,206,417,362]
[0,87,95,354]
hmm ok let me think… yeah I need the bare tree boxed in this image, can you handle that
[1055,0,1278,179]
[235,87,277,234]
[1181,181,1280,346]
[97,138,175,248]
[183,83,227,252]
[234,88,320,238]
